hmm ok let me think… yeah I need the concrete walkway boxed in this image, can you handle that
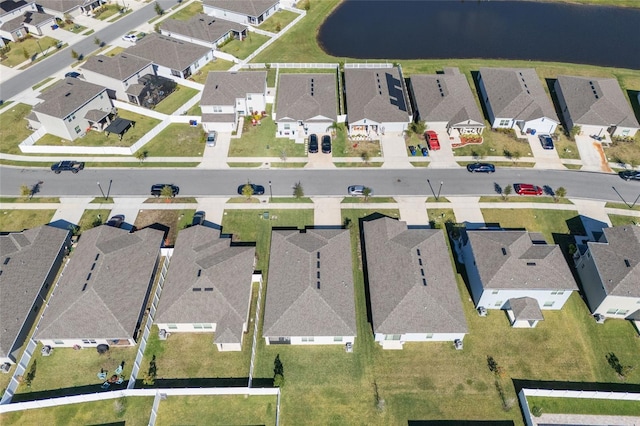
[312,197,342,226]
[448,196,485,228]
[397,196,429,225]
[533,413,640,426]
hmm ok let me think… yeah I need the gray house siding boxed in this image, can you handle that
[576,252,607,314]
[553,79,574,131]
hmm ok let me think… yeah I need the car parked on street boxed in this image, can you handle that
[122,34,137,43]
[466,162,496,173]
[206,131,217,147]
[151,184,179,197]
[237,183,265,196]
[347,185,374,196]
[425,130,440,150]
[619,170,640,181]
[192,211,206,226]
[308,134,318,153]
[538,134,555,150]
[106,214,125,228]
[514,183,543,196]
[321,135,332,154]
[51,160,85,174]
[65,71,81,78]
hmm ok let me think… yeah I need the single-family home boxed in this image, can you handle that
[477,67,559,134]
[37,0,104,18]
[575,226,640,325]
[34,226,164,348]
[155,225,259,352]
[0,225,70,365]
[0,0,55,47]
[202,0,279,26]
[362,217,468,349]
[275,73,338,139]
[262,228,356,346]
[461,230,577,328]
[27,77,115,141]
[80,53,155,103]
[200,71,267,132]
[344,66,412,136]
[159,14,248,50]
[554,75,639,139]
[409,68,485,136]
[124,33,213,79]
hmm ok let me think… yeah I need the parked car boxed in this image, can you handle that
[538,134,555,150]
[106,214,125,228]
[321,135,332,154]
[619,170,640,181]
[206,131,217,147]
[514,183,543,196]
[51,160,85,174]
[308,134,318,153]
[122,34,137,43]
[237,183,265,196]
[347,185,374,196]
[425,130,440,150]
[65,71,81,78]
[466,162,496,173]
[192,211,206,226]
[408,145,417,156]
[151,184,179,197]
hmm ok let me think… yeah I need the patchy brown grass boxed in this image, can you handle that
[133,209,195,246]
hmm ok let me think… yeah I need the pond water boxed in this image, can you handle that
[317,1,640,69]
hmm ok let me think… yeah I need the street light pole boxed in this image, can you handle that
[106,179,113,200]
[426,179,436,200]
[97,181,106,200]
[437,181,444,201]
[268,180,273,201]
[36,40,44,57]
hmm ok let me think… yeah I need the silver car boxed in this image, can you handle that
[347,185,373,196]
[206,131,217,147]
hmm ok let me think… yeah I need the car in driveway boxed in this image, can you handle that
[514,183,543,196]
[192,211,206,226]
[206,131,217,147]
[538,134,555,150]
[151,184,179,197]
[347,185,374,196]
[425,130,440,150]
[321,135,332,154]
[308,134,318,153]
[106,214,125,228]
[619,170,640,181]
[65,71,81,78]
[51,160,85,174]
[466,162,495,173]
[122,34,137,43]
[237,183,265,196]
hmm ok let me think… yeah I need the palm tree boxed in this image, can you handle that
[160,185,175,200]
[242,182,254,200]
[554,187,567,202]
[362,187,372,202]
[503,184,512,200]
[293,181,304,199]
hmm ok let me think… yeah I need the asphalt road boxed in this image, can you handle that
[2,166,639,203]
[0,0,177,101]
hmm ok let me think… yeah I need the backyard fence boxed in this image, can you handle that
[344,63,394,69]
[248,274,264,388]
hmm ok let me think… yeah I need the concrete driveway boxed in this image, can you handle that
[525,133,564,169]
[379,134,411,168]
[575,134,612,172]
[425,125,460,169]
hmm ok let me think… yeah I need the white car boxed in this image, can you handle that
[122,34,137,43]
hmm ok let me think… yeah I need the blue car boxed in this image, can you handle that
[538,134,554,150]
[466,162,495,173]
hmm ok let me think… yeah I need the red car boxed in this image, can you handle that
[514,183,543,196]
[425,130,440,150]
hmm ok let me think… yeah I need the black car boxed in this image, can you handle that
[466,162,496,173]
[321,135,332,154]
[106,214,125,228]
[237,183,265,196]
[308,134,318,153]
[65,71,81,78]
[150,184,179,197]
[619,170,640,181]
[192,211,206,226]
[51,160,85,174]
[538,134,555,150]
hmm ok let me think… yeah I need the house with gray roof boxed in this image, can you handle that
[27,77,114,141]
[124,33,213,79]
[461,230,577,327]
[409,68,485,136]
[362,217,468,349]
[262,228,356,346]
[275,73,338,140]
[477,68,558,134]
[201,71,267,132]
[35,226,163,348]
[203,0,279,26]
[575,226,640,327]
[554,75,639,139]
[0,226,70,365]
[0,0,54,47]
[37,0,104,18]
[155,225,259,352]
[160,14,248,50]
[80,53,155,103]
[344,66,412,136]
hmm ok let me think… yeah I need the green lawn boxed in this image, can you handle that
[481,208,584,242]
[186,104,201,116]
[0,103,33,154]
[269,197,313,203]
[32,77,54,91]
[608,214,639,226]
[554,132,581,160]
[141,124,205,157]
[527,396,640,416]
[153,86,199,115]
[332,125,382,159]
[190,59,235,84]
[156,395,277,426]
[605,202,640,211]
[258,9,299,33]
[0,36,59,68]
[220,32,270,60]
[604,135,640,167]
[168,1,202,20]
[0,209,56,232]
[453,130,534,159]
[0,197,60,203]
[427,208,456,228]
[479,196,573,204]
[95,4,122,20]
[77,209,111,233]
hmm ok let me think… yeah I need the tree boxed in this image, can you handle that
[293,181,304,199]
[94,37,102,47]
[160,185,175,200]
[20,184,31,198]
[273,354,284,387]
[408,120,426,136]
[554,186,567,202]
[362,186,372,201]
[502,184,512,200]
[360,151,370,165]
[154,2,164,15]
[71,49,79,59]
[326,121,340,136]
[135,150,148,164]
[242,182,254,199]
[25,360,37,387]
[606,352,634,379]
[22,47,29,59]
[569,125,581,140]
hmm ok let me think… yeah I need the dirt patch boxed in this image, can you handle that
[133,209,194,246]
[594,142,613,172]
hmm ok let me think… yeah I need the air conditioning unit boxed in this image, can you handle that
[41,345,52,356]
[345,342,353,353]
[159,329,169,340]
[454,339,463,350]
[594,314,605,324]
[0,363,11,373]
[477,306,487,317]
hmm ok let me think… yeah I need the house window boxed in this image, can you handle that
[193,324,204,329]
[494,300,503,307]
[284,124,290,130]
[203,324,213,329]
[213,106,222,113]
[492,290,499,294]
[385,334,401,341]
[426,333,433,339]
[543,301,555,307]
[54,340,64,345]
[606,309,629,316]
[247,94,252,100]
[499,119,510,126]
[68,117,73,123]
[82,339,97,344]
[550,291,565,296]
[75,126,81,134]
[301,337,314,342]
[168,324,177,329]
[333,336,343,342]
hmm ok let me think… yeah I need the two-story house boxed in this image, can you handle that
[0,0,54,47]
[80,53,155,103]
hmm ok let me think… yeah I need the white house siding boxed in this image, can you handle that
[276,119,296,137]
[155,323,217,333]
[201,104,235,115]
[153,50,212,79]
[612,126,638,138]
[217,342,241,351]
[81,70,123,100]
[159,30,228,49]
[264,336,355,345]
[0,2,38,42]
[477,289,572,311]
[520,117,558,134]
[203,120,235,133]
[375,332,464,347]
[305,119,332,135]
[39,337,135,348]
[203,6,248,25]
[594,295,640,320]
[242,92,266,115]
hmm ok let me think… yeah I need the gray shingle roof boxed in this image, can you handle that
[0,0,29,14]
[81,54,152,82]
[479,67,558,123]
[465,230,577,291]
[155,226,255,345]
[202,0,278,17]
[201,113,236,123]
[35,226,163,341]
[587,226,640,297]
[37,0,92,13]
[262,229,356,338]
[201,71,266,106]
[363,217,468,335]
[410,68,484,127]
[125,33,212,72]
[344,66,411,124]
[22,10,53,25]
[556,75,639,129]
[508,297,543,321]
[160,14,247,45]
[0,226,69,360]
[32,77,106,119]
[0,14,26,31]
[275,73,337,123]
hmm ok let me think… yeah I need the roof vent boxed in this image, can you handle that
[91,263,96,271]
[526,262,536,266]
[420,269,425,277]
[317,271,320,279]
[3,257,9,265]
[82,283,87,291]
[422,278,427,286]
[501,248,507,256]
[317,281,320,289]
[65,92,71,97]
[95,253,100,261]
[624,259,631,267]
[204,287,213,291]
[97,59,103,63]
[192,288,202,292]
[317,261,320,268]
[416,249,421,256]
[86,273,92,281]
[197,269,202,277]
[317,252,320,259]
